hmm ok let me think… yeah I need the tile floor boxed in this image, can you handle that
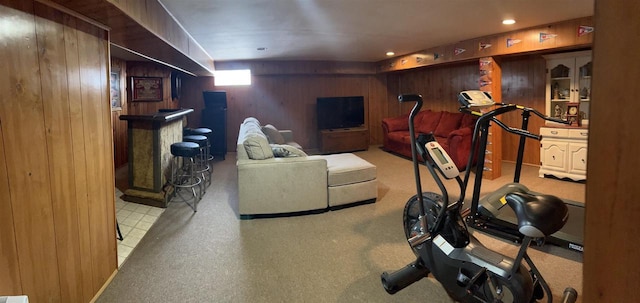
[115,188,165,267]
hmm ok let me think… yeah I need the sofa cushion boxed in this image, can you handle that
[434,111,463,137]
[271,144,307,157]
[387,131,412,144]
[382,114,410,132]
[243,133,274,160]
[460,113,477,129]
[243,117,260,126]
[323,153,377,187]
[262,124,286,144]
[415,110,443,134]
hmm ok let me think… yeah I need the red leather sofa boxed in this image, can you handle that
[381,110,477,170]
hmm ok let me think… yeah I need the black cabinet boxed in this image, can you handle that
[202,91,227,160]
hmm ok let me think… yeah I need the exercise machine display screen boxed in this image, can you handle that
[431,147,449,164]
[425,141,459,179]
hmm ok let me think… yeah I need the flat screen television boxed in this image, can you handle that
[316,96,365,130]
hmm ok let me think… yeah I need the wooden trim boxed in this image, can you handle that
[35,0,110,30]
[378,16,594,73]
[89,269,118,303]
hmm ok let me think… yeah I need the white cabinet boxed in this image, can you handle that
[539,127,588,181]
[544,50,592,126]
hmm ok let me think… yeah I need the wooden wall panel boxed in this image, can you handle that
[500,55,548,164]
[35,3,84,301]
[0,115,22,295]
[0,2,63,301]
[584,1,640,302]
[180,56,547,158]
[125,61,178,115]
[62,13,96,303]
[367,74,389,145]
[180,73,380,151]
[111,58,128,168]
[75,17,116,293]
[392,61,479,113]
[0,1,117,301]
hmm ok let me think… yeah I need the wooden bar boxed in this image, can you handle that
[119,108,194,207]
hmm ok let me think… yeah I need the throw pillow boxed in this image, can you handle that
[243,133,274,160]
[270,144,308,158]
[262,124,286,144]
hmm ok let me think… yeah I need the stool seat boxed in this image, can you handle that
[183,135,208,147]
[192,128,212,136]
[184,127,212,136]
[171,142,200,157]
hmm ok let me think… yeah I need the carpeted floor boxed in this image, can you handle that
[97,146,583,303]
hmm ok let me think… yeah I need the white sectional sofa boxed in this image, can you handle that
[236,117,377,218]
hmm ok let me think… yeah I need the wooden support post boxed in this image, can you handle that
[479,57,502,179]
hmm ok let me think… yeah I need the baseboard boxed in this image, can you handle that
[239,208,327,220]
[329,198,376,211]
[239,198,377,219]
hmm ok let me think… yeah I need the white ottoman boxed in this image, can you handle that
[322,153,378,208]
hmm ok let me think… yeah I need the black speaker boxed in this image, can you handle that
[202,91,227,159]
[171,72,182,99]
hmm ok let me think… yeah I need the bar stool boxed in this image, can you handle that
[183,135,211,189]
[168,142,202,212]
[185,127,214,162]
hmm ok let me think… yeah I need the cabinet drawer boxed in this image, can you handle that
[568,129,588,139]
[540,127,569,138]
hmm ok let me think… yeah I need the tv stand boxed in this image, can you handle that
[319,127,369,154]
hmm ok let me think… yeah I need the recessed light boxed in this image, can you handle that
[502,19,516,25]
[386,51,395,56]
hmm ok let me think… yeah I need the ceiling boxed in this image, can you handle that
[156,0,594,63]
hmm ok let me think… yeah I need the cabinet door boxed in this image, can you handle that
[568,142,588,175]
[547,57,575,120]
[575,55,592,124]
[541,140,568,172]
[544,51,592,126]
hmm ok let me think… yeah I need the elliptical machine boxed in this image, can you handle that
[380,92,577,302]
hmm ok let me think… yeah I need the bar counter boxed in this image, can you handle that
[119,108,194,207]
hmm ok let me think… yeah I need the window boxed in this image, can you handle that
[214,69,251,86]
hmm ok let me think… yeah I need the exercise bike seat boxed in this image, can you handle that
[505,192,569,238]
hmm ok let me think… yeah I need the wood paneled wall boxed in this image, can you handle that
[584,1,640,301]
[499,55,548,165]
[0,1,116,302]
[111,58,128,168]
[125,61,179,115]
[179,56,550,165]
[181,73,385,151]
[110,60,177,168]
[391,61,479,112]
[387,57,550,165]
